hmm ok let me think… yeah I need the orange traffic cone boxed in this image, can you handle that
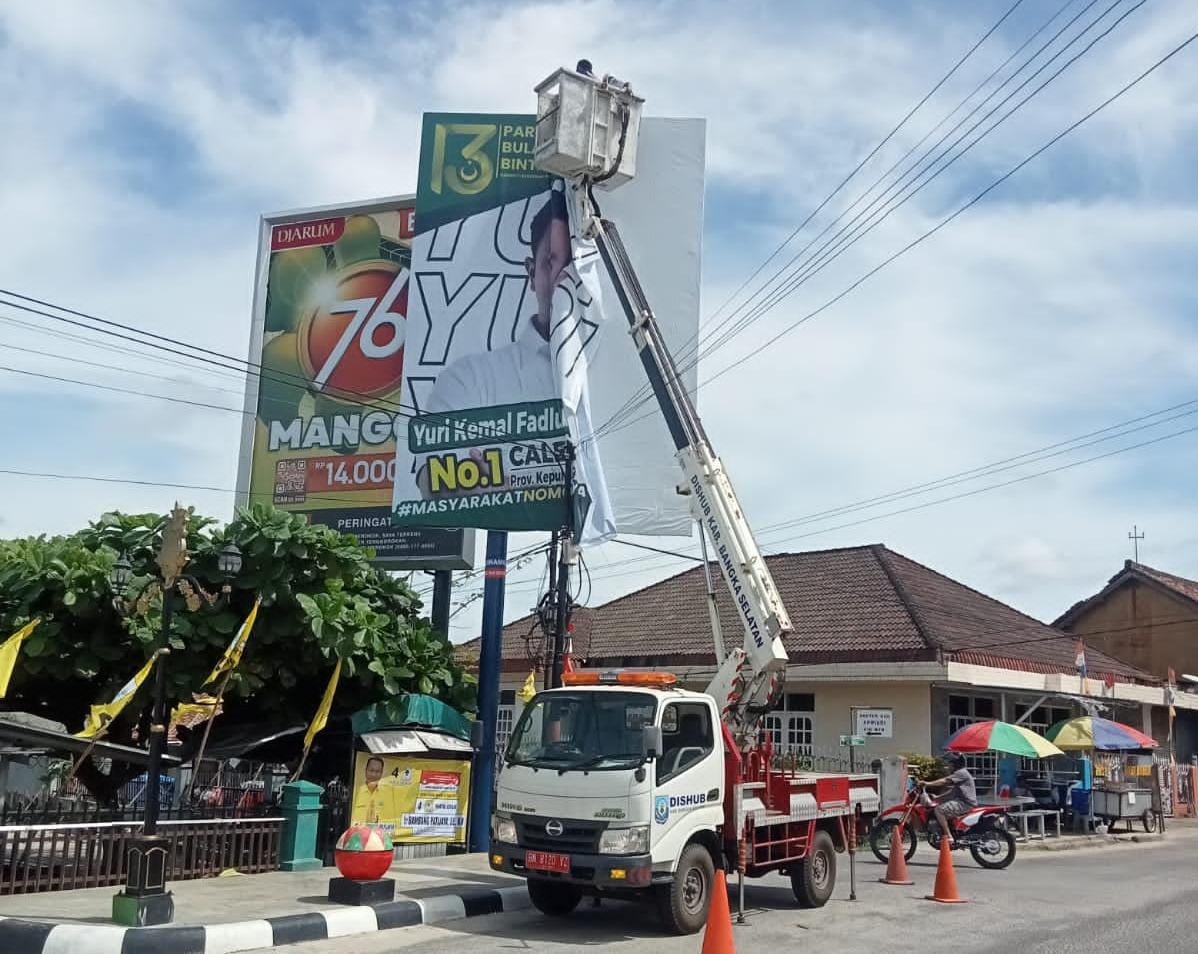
[879,823,914,885]
[925,836,966,903]
[701,869,735,954]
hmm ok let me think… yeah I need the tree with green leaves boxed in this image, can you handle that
[0,504,474,802]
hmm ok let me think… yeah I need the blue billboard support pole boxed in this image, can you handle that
[468,530,508,854]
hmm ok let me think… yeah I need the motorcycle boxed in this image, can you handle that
[870,782,1017,870]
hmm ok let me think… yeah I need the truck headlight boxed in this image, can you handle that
[491,814,517,845]
[599,825,649,855]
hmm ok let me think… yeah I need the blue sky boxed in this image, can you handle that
[1,0,1196,641]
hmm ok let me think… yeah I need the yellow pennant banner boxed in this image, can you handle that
[76,652,159,739]
[0,619,40,699]
[204,597,262,686]
[303,658,342,751]
[517,670,537,704]
[170,693,222,730]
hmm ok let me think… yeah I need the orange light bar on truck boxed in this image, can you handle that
[562,670,677,687]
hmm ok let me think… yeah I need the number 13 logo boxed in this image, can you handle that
[430,123,497,196]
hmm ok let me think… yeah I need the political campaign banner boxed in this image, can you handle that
[237,196,474,569]
[393,114,705,541]
[350,753,470,843]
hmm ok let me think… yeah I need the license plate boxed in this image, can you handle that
[525,851,570,873]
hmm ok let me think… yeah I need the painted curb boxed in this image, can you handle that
[0,883,530,954]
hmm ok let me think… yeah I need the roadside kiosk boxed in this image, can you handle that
[348,695,474,859]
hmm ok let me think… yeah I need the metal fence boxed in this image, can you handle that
[0,802,273,827]
[773,745,881,775]
[0,815,282,894]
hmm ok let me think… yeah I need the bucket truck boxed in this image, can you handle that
[487,64,879,935]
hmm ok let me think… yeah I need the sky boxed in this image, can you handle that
[1,0,1197,649]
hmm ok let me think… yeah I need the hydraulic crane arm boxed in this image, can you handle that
[590,215,791,747]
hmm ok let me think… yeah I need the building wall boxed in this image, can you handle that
[1064,582,1198,682]
[785,680,933,757]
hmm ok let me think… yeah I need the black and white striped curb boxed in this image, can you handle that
[0,883,530,954]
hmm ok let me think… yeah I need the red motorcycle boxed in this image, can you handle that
[870,783,1017,870]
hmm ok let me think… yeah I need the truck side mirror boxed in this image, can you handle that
[471,720,486,751]
[642,725,662,760]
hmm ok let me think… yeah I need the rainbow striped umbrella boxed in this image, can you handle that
[945,720,1064,758]
[1046,716,1157,751]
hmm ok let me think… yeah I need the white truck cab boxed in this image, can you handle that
[490,678,727,933]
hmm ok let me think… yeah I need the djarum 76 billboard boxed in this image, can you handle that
[392,115,704,542]
[236,196,474,569]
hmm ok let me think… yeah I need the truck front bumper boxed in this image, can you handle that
[489,843,655,888]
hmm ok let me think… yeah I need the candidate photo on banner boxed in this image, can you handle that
[393,114,705,544]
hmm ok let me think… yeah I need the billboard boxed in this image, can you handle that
[350,752,470,843]
[237,197,474,569]
[392,115,705,541]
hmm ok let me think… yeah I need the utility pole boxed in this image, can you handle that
[467,531,508,854]
[550,444,576,689]
[542,530,560,690]
[430,569,452,638]
[1129,525,1145,563]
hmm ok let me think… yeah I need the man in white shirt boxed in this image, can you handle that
[424,189,570,414]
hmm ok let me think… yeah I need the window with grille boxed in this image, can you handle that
[764,712,813,756]
[496,705,514,755]
[1012,704,1072,770]
[947,695,998,785]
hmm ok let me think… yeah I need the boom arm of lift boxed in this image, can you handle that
[585,198,791,748]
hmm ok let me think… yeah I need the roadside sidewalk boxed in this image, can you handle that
[1019,815,1198,853]
[0,852,529,954]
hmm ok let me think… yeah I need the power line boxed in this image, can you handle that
[0,312,249,384]
[765,401,1198,534]
[0,294,574,472]
[597,18,1197,448]
[597,0,1143,440]
[706,0,1144,360]
[689,0,1118,367]
[599,0,1036,434]
[0,364,258,420]
[0,340,248,397]
[585,395,1198,580]
[701,14,1192,392]
[568,419,1198,590]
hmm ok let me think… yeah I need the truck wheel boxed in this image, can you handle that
[527,878,582,917]
[791,830,836,908]
[657,842,715,935]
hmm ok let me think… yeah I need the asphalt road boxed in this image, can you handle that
[282,837,1197,954]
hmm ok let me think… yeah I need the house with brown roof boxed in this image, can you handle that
[1056,560,1198,758]
[469,545,1189,784]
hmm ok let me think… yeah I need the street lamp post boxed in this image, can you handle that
[109,505,241,927]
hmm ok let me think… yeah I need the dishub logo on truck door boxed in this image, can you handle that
[655,792,709,824]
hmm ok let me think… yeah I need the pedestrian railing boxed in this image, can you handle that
[0,815,282,894]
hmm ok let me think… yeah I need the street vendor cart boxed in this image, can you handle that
[1092,782,1158,833]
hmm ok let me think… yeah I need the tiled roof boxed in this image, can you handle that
[1055,560,1198,629]
[1133,563,1198,608]
[469,545,1153,683]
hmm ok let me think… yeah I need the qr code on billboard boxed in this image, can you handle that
[274,459,308,504]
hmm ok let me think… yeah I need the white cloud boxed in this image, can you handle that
[2,0,1197,639]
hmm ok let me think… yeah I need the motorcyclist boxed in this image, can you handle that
[919,753,977,846]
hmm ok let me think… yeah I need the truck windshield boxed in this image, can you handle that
[506,691,657,771]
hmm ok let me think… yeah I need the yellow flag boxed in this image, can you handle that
[0,619,40,698]
[303,659,342,751]
[170,694,221,729]
[204,597,261,686]
[76,653,159,739]
[517,670,537,704]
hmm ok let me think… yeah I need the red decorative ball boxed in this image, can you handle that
[334,825,393,881]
